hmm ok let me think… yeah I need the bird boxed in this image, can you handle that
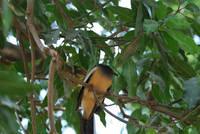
[76,64,116,134]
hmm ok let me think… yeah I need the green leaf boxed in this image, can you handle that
[2,0,13,34]
[99,110,106,127]
[72,0,87,14]
[165,16,190,29]
[36,113,47,134]
[185,3,200,13]
[123,30,135,40]
[0,107,18,133]
[56,119,62,134]
[155,1,168,19]
[149,72,166,91]
[64,90,80,133]
[0,96,21,110]
[143,19,159,34]
[122,60,137,97]
[83,0,95,10]
[167,56,196,80]
[127,124,139,134]
[14,61,25,74]
[161,32,179,55]
[135,3,143,35]
[147,129,157,134]
[165,29,200,54]
[163,0,179,6]
[0,29,6,49]
[136,34,149,56]
[63,29,79,40]
[152,84,165,103]
[112,75,126,94]
[0,71,34,95]
[107,6,133,22]
[183,77,200,109]
[143,0,158,7]
[111,0,118,5]
[117,35,142,66]
[43,29,60,46]
[187,17,200,37]
[63,79,73,99]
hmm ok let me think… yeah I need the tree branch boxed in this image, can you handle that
[28,100,66,111]
[106,92,184,119]
[92,89,162,130]
[180,105,200,124]
[26,0,38,133]
[29,33,36,82]
[29,94,37,134]
[48,58,58,134]
[26,0,52,58]
[118,101,162,130]
[16,29,30,80]
[58,70,90,88]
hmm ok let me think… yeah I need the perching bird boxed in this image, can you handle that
[76,64,116,134]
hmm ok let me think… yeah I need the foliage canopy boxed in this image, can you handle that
[1,0,200,133]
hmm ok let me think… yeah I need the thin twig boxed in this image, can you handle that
[118,102,138,123]
[118,101,161,130]
[95,40,130,48]
[14,22,30,80]
[92,89,161,130]
[169,98,183,106]
[90,36,123,41]
[26,0,38,133]
[58,70,90,88]
[92,89,132,124]
[106,92,184,119]
[29,34,36,82]
[34,77,49,80]
[180,105,200,124]
[29,94,37,134]
[48,58,58,134]
[28,101,66,111]
[153,103,185,111]
[26,0,53,58]
[35,108,50,131]
[14,20,30,134]
[15,111,28,134]
[27,22,49,56]
[16,96,25,105]
[13,18,29,40]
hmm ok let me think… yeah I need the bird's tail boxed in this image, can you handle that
[80,115,94,134]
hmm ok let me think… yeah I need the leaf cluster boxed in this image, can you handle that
[1,0,200,133]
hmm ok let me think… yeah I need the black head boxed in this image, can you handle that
[96,64,117,78]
